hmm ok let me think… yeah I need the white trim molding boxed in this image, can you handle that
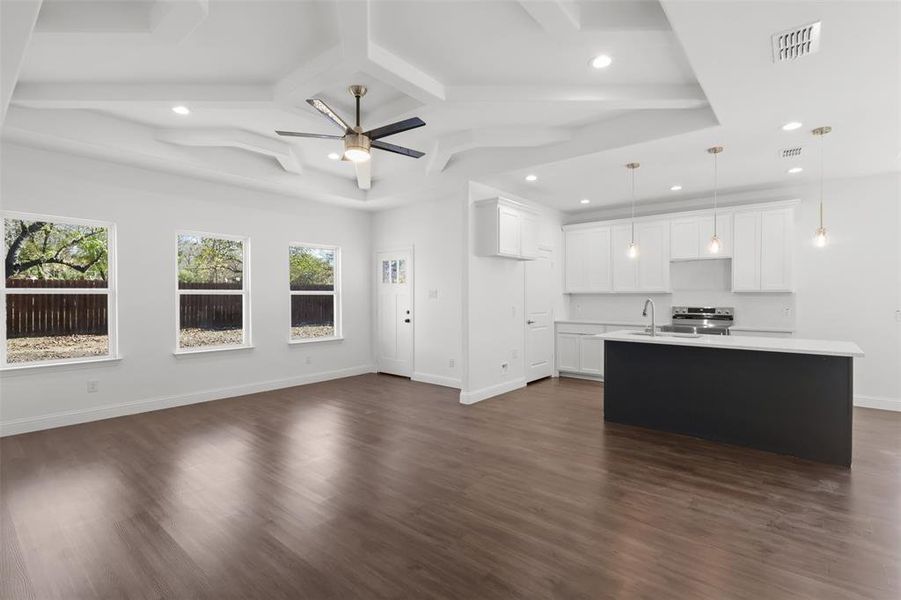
[854,395,901,412]
[459,378,526,405]
[412,372,461,389]
[0,364,376,437]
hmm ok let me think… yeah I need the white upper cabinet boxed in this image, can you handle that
[475,198,540,260]
[636,220,670,291]
[759,208,793,291]
[611,224,638,292]
[563,202,793,295]
[671,214,732,260]
[610,221,669,292]
[732,207,793,292]
[564,226,611,293]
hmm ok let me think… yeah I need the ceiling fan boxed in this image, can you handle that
[276,85,426,190]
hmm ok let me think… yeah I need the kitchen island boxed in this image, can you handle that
[597,330,864,466]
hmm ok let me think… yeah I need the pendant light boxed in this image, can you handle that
[626,162,640,258]
[706,146,724,254]
[812,126,831,247]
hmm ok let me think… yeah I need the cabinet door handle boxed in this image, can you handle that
[526,319,536,324]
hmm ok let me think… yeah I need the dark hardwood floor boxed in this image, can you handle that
[1,374,899,599]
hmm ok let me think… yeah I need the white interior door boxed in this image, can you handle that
[525,257,554,382]
[377,249,413,377]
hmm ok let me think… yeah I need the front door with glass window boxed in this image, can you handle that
[376,249,412,377]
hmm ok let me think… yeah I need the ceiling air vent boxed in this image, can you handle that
[780,146,804,159]
[772,21,821,62]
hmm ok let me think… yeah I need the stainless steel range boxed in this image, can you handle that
[665,306,734,335]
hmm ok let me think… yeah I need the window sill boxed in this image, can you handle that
[173,345,255,356]
[0,355,123,374]
[288,336,344,345]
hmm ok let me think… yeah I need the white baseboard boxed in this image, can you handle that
[854,395,901,412]
[0,364,377,437]
[459,378,526,405]
[412,372,461,389]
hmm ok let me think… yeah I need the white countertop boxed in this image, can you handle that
[596,330,864,358]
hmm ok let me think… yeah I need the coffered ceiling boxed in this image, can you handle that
[2,1,896,211]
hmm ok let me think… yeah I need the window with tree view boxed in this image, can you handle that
[177,233,248,350]
[289,244,339,341]
[2,215,115,366]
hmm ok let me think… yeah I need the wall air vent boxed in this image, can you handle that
[772,21,821,62]
[780,146,804,159]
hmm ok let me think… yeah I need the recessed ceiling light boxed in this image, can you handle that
[670,185,683,191]
[590,54,613,69]
[781,121,803,131]
[327,152,341,160]
[787,167,803,174]
[525,174,537,182]
[171,105,190,116]
[580,199,590,204]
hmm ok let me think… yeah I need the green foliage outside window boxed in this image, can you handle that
[4,219,108,282]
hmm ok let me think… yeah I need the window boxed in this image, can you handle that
[2,213,116,367]
[176,232,249,351]
[381,257,407,284]
[289,244,340,342]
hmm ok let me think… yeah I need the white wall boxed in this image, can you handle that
[0,143,374,435]
[371,188,464,388]
[462,182,565,403]
[564,173,901,409]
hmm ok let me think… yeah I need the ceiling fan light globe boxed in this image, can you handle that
[344,148,371,163]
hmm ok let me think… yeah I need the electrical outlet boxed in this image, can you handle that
[305,356,312,365]
[87,380,99,393]
[783,307,793,318]
[449,358,455,368]
[511,349,518,359]
[895,309,901,323]
[511,306,516,317]
[429,289,439,300]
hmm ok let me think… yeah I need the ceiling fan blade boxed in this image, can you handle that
[365,117,426,140]
[275,130,343,140]
[306,98,351,132]
[371,140,425,159]
[354,159,371,190]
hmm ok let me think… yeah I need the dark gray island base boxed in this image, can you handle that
[603,340,854,466]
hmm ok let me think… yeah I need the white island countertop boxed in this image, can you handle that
[595,330,864,358]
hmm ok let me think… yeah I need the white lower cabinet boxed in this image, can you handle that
[556,323,607,379]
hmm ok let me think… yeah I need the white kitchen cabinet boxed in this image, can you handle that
[636,220,670,291]
[732,207,793,292]
[578,336,604,375]
[556,333,581,372]
[671,214,732,260]
[612,221,669,292]
[475,198,539,260]
[564,226,611,293]
[611,224,638,292]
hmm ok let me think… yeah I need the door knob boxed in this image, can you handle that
[404,318,411,323]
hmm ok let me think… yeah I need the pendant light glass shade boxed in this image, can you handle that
[626,162,640,259]
[812,126,831,248]
[707,146,724,253]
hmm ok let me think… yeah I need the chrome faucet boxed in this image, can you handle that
[642,298,657,336]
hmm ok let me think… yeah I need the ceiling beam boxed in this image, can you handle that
[1,0,42,125]
[12,83,274,109]
[150,0,209,43]
[156,128,303,175]
[427,127,572,174]
[518,0,580,33]
[445,84,708,110]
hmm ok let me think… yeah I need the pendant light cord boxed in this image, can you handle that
[819,131,824,229]
[630,167,636,243]
[713,151,718,237]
